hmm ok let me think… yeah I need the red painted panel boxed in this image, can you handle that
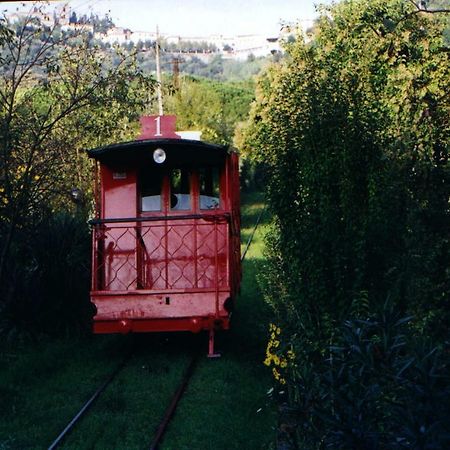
[101,166,137,218]
[138,115,180,139]
[93,317,230,334]
[92,291,230,320]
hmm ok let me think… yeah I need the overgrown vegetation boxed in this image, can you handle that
[0,17,154,336]
[164,76,255,145]
[242,0,449,447]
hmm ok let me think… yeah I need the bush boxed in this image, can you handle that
[281,302,450,449]
[0,211,93,338]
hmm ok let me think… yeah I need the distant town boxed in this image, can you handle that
[4,4,311,61]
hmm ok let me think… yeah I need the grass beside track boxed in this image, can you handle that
[0,191,275,450]
[160,191,275,450]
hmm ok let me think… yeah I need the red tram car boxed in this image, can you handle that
[87,116,241,356]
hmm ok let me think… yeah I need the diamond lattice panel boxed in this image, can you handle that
[95,220,229,292]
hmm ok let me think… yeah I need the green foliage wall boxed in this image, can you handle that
[245,0,449,339]
[243,0,449,446]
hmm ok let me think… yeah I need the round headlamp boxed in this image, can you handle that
[153,148,166,164]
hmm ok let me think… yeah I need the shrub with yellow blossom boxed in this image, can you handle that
[263,323,295,385]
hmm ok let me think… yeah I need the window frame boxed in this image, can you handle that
[138,165,226,217]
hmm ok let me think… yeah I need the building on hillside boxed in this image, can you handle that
[5,5,283,60]
[96,27,157,45]
[54,4,70,27]
[165,35,212,45]
[130,30,157,44]
[163,33,280,60]
[61,22,94,33]
[95,26,133,44]
[5,4,80,30]
[6,7,55,28]
[227,34,280,60]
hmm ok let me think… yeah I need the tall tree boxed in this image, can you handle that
[164,76,254,145]
[0,13,155,314]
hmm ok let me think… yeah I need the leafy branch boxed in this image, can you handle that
[0,11,155,295]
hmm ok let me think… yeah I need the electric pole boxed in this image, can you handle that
[155,26,164,116]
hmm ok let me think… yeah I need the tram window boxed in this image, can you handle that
[199,167,220,210]
[170,168,191,211]
[141,170,163,212]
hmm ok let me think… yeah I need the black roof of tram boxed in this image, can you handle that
[87,138,230,166]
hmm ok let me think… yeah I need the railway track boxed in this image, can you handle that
[47,347,199,450]
[47,206,265,450]
[48,354,132,450]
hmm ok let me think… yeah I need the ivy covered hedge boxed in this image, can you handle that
[242,0,449,447]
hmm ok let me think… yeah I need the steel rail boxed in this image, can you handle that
[47,354,131,450]
[149,352,199,450]
[241,206,266,262]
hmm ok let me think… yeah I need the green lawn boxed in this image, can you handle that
[0,191,275,450]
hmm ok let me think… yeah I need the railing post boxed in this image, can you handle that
[164,223,169,289]
[194,219,198,288]
[91,227,97,291]
[214,219,219,318]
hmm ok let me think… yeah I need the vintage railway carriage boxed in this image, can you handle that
[87,116,241,356]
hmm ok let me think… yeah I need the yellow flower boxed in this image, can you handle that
[287,349,296,360]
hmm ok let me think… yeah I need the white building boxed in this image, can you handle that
[227,34,280,60]
[95,27,132,45]
[162,33,280,60]
[95,27,157,45]
[61,22,94,34]
[130,30,157,43]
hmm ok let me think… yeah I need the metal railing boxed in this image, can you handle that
[91,215,229,292]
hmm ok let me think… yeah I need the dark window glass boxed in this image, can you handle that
[170,168,191,211]
[199,167,220,210]
[141,169,163,212]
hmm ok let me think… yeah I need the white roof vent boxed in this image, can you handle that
[175,131,202,141]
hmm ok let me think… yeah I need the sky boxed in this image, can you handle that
[1,0,335,36]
